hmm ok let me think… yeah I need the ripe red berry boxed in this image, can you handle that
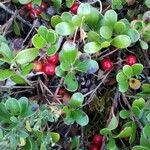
[26,2,32,10]
[126,54,137,66]
[92,134,103,147]
[41,2,47,10]
[70,2,80,14]
[46,53,59,65]
[89,145,99,150]
[33,61,43,72]
[43,63,56,75]
[29,10,36,18]
[101,58,113,71]
[35,7,42,16]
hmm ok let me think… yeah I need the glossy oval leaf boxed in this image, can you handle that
[123,65,133,78]
[111,35,131,48]
[5,98,21,116]
[62,41,78,64]
[64,72,78,92]
[55,22,74,36]
[100,26,112,39]
[84,42,101,54]
[15,48,39,65]
[70,92,84,108]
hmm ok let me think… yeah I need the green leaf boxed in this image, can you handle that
[100,128,110,136]
[114,21,126,34]
[55,22,74,36]
[62,41,78,64]
[101,41,111,48]
[103,9,118,27]
[132,98,145,110]
[145,0,150,8]
[47,45,57,56]
[77,3,91,16]
[37,25,47,39]
[115,127,132,138]
[107,138,117,150]
[116,71,127,83]
[70,136,80,149]
[64,72,78,92]
[0,42,14,61]
[0,129,3,140]
[127,29,140,43]
[10,74,28,84]
[18,0,31,4]
[18,97,29,116]
[112,0,124,10]
[21,63,33,76]
[132,146,150,150]
[132,63,144,76]
[111,35,131,48]
[100,26,112,39]
[118,81,129,92]
[119,110,130,119]
[55,66,66,77]
[123,65,133,78]
[139,40,148,50]
[5,98,21,116]
[107,115,118,130]
[72,15,82,26]
[129,122,137,144]
[84,42,101,54]
[76,59,99,74]
[0,69,14,81]
[66,0,75,8]
[46,29,57,44]
[73,110,89,126]
[52,0,62,10]
[131,106,141,117]
[0,103,11,123]
[61,12,72,22]
[142,84,150,93]
[51,15,62,28]
[15,48,39,65]
[140,124,150,148]
[50,132,60,143]
[60,61,71,71]
[13,20,21,36]
[87,31,100,42]
[70,92,84,108]
[32,34,46,48]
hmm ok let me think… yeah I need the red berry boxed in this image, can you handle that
[92,134,103,147]
[29,10,36,18]
[126,54,137,66]
[43,63,56,75]
[41,2,47,9]
[46,53,59,65]
[33,61,43,72]
[89,145,99,150]
[35,7,42,16]
[101,58,113,71]
[70,2,80,14]
[26,2,32,10]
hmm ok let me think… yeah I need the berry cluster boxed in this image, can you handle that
[100,54,137,71]
[89,134,103,150]
[33,53,59,76]
[26,2,47,18]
